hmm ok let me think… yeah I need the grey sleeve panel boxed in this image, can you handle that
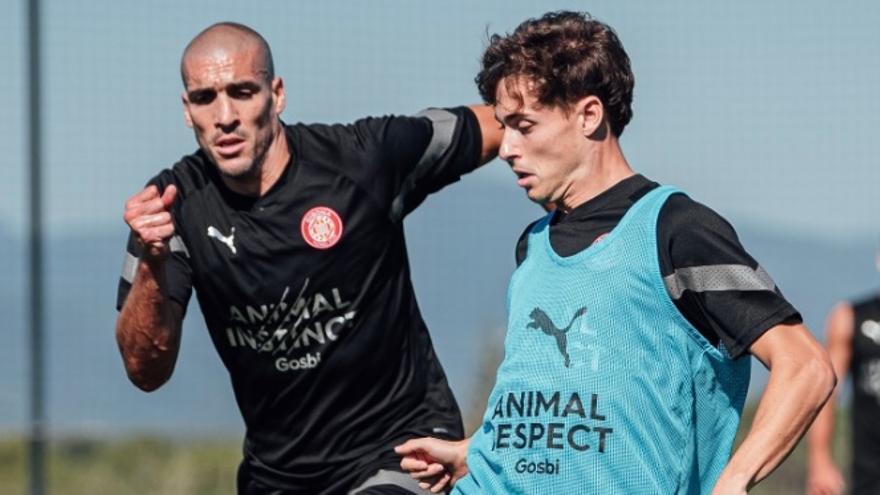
[120,234,190,284]
[413,108,458,170]
[389,109,459,222]
[663,264,776,300]
[349,469,424,494]
[169,235,190,257]
[121,252,139,284]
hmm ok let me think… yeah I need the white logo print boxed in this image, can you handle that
[862,320,880,345]
[207,226,236,254]
[861,360,880,404]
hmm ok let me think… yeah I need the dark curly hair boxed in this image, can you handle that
[476,11,634,137]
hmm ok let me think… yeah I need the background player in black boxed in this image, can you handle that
[807,257,880,495]
[115,23,502,494]
[397,11,835,494]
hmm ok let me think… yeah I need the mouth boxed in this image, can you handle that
[214,136,246,158]
[513,169,535,188]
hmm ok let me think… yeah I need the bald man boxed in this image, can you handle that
[115,22,501,494]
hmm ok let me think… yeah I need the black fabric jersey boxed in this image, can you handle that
[117,107,482,493]
[850,293,880,494]
[515,174,801,358]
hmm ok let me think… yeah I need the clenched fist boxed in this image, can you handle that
[123,184,178,259]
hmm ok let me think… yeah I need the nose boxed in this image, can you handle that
[499,130,518,162]
[215,94,239,131]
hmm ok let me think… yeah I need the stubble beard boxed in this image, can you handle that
[214,127,274,188]
[206,94,279,188]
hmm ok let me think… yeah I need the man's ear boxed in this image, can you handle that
[576,95,606,139]
[272,77,286,116]
[182,92,194,129]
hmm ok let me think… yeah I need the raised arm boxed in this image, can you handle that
[115,184,185,392]
[712,323,836,494]
[806,303,854,495]
[467,104,503,165]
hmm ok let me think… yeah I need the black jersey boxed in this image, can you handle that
[117,107,482,493]
[851,293,880,494]
[515,174,801,358]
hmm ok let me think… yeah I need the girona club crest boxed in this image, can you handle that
[301,206,344,249]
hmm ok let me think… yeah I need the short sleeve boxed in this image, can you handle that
[381,107,483,220]
[658,194,802,358]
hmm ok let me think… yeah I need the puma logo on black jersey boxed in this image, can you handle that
[863,320,880,345]
[527,307,588,367]
[207,225,236,254]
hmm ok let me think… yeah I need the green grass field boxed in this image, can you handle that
[0,435,240,495]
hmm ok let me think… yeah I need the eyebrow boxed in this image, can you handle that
[495,112,527,127]
[187,87,215,100]
[187,79,263,99]
[228,80,262,92]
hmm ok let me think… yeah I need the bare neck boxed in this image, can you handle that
[221,126,291,197]
[555,137,634,214]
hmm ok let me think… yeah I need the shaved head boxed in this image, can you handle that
[180,22,274,88]
[178,22,287,191]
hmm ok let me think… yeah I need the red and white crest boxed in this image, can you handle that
[301,206,343,249]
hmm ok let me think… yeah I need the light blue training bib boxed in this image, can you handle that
[455,186,750,494]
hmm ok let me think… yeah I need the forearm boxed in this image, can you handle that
[116,256,180,391]
[807,302,852,467]
[807,394,838,465]
[716,356,835,491]
[468,104,502,164]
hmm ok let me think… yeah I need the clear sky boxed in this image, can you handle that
[3,0,879,241]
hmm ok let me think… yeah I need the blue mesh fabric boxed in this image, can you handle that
[455,186,750,494]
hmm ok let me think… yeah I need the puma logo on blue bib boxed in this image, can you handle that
[527,307,587,367]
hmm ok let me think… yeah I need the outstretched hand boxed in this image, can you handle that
[395,437,470,493]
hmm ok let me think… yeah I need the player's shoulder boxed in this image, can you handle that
[289,108,469,151]
[288,112,441,178]
[147,150,213,200]
[291,115,390,136]
[655,189,756,274]
[287,117,395,166]
[660,192,733,228]
[659,191,739,241]
[290,114,420,149]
